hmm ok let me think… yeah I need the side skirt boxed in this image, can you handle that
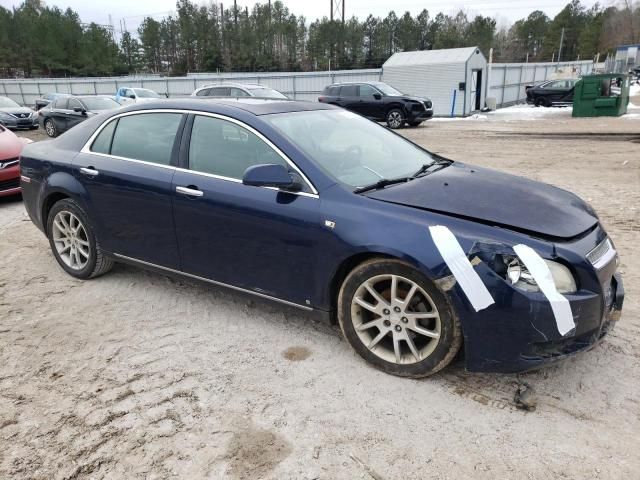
[112,252,315,312]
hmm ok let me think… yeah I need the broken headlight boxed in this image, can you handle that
[504,257,577,294]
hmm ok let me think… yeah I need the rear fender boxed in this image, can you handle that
[39,170,89,230]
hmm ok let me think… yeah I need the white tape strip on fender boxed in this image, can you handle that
[513,244,575,336]
[429,225,495,312]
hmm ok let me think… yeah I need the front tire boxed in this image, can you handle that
[47,199,114,279]
[386,109,405,129]
[338,259,462,377]
[44,119,57,137]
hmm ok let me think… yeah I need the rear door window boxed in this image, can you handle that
[110,113,182,165]
[210,87,230,96]
[196,88,211,96]
[340,85,358,97]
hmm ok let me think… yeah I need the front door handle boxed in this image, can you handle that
[176,186,204,197]
[80,167,99,177]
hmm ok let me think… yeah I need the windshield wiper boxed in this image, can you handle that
[411,159,452,178]
[354,177,411,194]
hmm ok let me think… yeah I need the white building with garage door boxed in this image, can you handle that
[382,47,487,117]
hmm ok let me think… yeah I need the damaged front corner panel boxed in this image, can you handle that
[434,274,457,292]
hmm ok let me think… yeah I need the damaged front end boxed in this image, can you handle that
[435,228,624,373]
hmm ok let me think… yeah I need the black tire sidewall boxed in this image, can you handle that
[46,199,98,279]
[386,108,405,129]
[338,260,460,377]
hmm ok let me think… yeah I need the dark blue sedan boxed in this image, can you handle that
[19,99,624,377]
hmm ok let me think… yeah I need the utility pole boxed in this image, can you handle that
[557,27,565,64]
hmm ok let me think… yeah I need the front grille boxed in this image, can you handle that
[587,238,615,269]
[0,158,19,169]
[0,178,20,191]
[11,112,31,119]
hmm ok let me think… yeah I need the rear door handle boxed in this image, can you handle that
[176,186,204,197]
[80,167,99,177]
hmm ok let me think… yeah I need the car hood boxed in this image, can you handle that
[0,107,33,116]
[392,94,431,103]
[364,162,599,239]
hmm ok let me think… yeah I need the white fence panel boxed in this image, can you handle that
[2,62,592,112]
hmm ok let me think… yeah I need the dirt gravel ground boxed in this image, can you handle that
[1,108,639,479]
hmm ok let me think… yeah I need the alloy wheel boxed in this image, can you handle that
[45,120,55,137]
[350,274,441,364]
[388,111,403,128]
[52,211,90,270]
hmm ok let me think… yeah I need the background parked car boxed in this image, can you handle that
[34,92,70,111]
[115,87,163,105]
[0,124,31,197]
[191,82,288,99]
[40,95,120,137]
[0,96,39,130]
[526,79,579,107]
[318,81,433,129]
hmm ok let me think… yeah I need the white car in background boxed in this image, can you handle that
[191,82,288,99]
[115,87,163,105]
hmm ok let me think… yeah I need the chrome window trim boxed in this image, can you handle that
[113,253,313,311]
[80,108,319,197]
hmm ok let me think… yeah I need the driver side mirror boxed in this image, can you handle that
[73,107,87,115]
[128,94,136,99]
[373,93,382,100]
[242,164,301,191]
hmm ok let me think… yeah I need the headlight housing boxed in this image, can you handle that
[504,256,577,294]
[0,112,13,121]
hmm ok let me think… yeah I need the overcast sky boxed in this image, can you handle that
[1,0,609,34]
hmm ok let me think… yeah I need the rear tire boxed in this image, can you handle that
[338,259,462,378]
[535,97,550,108]
[386,109,405,129]
[46,198,114,279]
[44,119,57,137]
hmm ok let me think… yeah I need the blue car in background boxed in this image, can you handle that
[19,99,624,377]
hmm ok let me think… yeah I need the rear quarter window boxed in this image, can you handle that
[90,119,117,154]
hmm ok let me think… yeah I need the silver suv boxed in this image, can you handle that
[191,82,288,99]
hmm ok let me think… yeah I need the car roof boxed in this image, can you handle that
[121,98,335,116]
[327,81,386,86]
[198,83,270,90]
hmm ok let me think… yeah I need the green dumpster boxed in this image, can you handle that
[572,74,631,117]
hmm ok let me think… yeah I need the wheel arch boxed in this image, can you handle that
[327,249,436,324]
[41,172,89,233]
[385,102,406,115]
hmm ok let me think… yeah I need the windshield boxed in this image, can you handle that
[0,97,20,108]
[263,110,434,187]
[248,87,287,99]
[375,83,404,96]
[133,89,161,98]
[80,97,120,111]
